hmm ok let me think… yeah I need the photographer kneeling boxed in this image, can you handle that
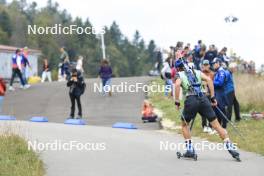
[67,69,85,119]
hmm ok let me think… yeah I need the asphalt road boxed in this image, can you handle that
[1,121,263,176]
[1,77,264,176]
[2,77,160,130]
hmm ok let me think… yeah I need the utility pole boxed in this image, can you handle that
[101,33,106,59]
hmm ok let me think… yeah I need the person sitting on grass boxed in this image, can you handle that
[141,100,158,122]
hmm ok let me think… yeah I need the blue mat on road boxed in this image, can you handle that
[0,115,16,121]
[64,119,87,125]
[30,116,48,122]
[112,122,138,129]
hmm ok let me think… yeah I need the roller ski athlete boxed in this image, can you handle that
[174,58,241,162]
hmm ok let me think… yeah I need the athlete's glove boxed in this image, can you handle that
[210,96,216,103]
[175,100,180,109]
[210,96,217,106]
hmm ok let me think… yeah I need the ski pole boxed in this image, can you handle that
[179,108,188,126]
[215,106,245,140]
[190,116,196,131]
[179,108,195,132]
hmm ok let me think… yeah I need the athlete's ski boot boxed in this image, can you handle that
[177,140,198,161]
[225,141,241,162]
[183,149,197,158]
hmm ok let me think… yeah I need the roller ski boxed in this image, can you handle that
[177,150,198,161]
[142,116,160,123]
[225,141,241,162]
[177,140,197,161]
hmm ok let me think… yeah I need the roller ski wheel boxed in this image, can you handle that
[142,119,156,123]
[176,152,181,159]
[233,155,241,162]
[226,142,241,162]
[230,152,241,162]
[176,152,198,161]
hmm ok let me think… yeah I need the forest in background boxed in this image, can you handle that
[0,0,158,77]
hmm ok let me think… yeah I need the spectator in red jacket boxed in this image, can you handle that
[0,77,6,113]
[141,100,158,122]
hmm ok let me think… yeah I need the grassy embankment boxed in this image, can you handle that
[0,133,45,176]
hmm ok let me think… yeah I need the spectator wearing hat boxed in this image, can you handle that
[212,58,229,129]
[201,59,215,133]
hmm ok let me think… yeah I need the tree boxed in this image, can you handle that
[0,0,156,77]
[147,40,156,63]
[0,10,12,37]
[0,28,8,44]
[132,30,141,47]
[109,21,123,46]
[25,1,37,22]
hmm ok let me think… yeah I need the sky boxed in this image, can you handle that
[9,0,264,67]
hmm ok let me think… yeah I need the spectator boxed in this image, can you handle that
[212,58,229,129]
[193,40,203,70]
[141,100,158,122]
[21,46,31,87]
[99,59,112,96]
[67,68,85,119]
[161,57,173,97]
[185,51,195,69]
[218,47,230,66]
[60,47,70,80]
[76,55,84,73]
[9,49,29,91]
[183,46,190,56]
[41,58,52,83]
[225,67,241,122]
[204,45,217,66]
[201,60,215,133]
[0,77,6,113]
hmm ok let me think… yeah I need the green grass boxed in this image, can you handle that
[234,73,264,112]
[0,134,45,176]
[149,78,264,155]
